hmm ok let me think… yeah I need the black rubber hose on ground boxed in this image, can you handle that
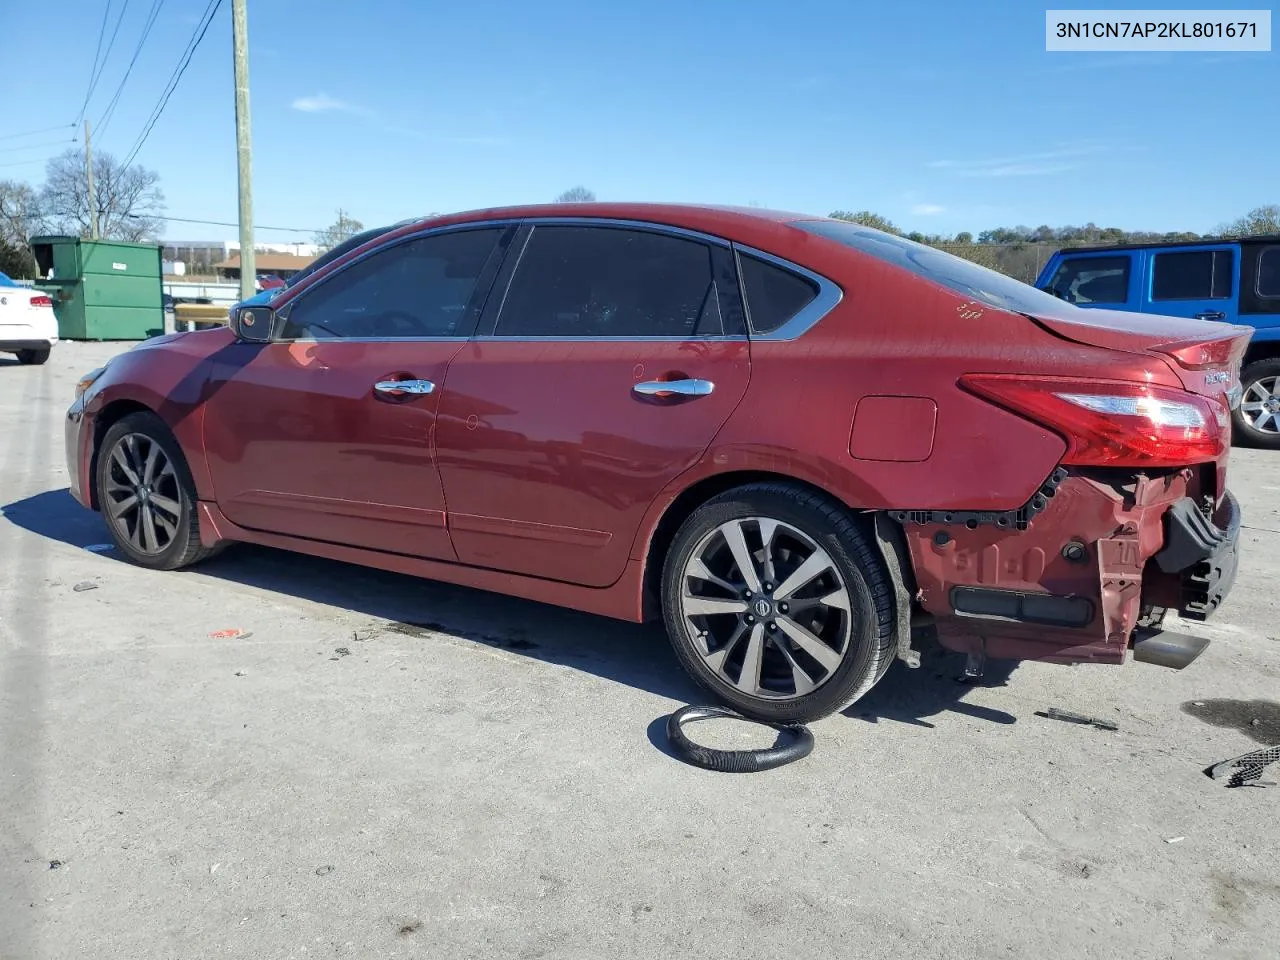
[665,704,814,772]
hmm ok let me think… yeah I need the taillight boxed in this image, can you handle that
[30,295,53,308]
[960,374,1226,467]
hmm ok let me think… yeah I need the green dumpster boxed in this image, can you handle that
[29,236,164,341]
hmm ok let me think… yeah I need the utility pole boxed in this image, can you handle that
[232,0,255,300]
[84,118,99,240]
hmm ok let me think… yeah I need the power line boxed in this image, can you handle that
[81,0,132,123]
[130,213,322,233]
[0,138,77,156]
[76,1,114,123]
[0,156,65,170]
[97,0,167,137]
[0,123,77,143]
[121,0,221,170]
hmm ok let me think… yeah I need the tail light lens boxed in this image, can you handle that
[30,295,53,308]
[960,374,1227,467]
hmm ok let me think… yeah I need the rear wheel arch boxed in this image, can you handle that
[640,470,896,619]
[1242,337,1280,368]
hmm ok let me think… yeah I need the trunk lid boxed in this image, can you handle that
[1026,304,1251,502]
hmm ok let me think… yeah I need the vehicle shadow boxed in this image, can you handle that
[3,487,1022,730]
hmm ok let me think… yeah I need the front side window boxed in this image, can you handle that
[494,226,721,338]
[1257,247,1280,298]
[1043,255,1130,305]
[1152,249,1234,301]
[280,228,501,339]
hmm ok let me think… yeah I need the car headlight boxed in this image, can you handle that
[74,366,107,400]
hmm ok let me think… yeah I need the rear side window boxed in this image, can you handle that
[738,253,818,334]
[1152,250,1233,300]
[1257,247,1280,298]
[1044,256,1130,305]
[495,226,721,338]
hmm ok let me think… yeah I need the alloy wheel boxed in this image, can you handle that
[1239,376,1280,435]
[102,433,183,556]
[679,517,853,700]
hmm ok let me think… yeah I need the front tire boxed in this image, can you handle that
[16,347,50,365]
[660,483,899,723]
[95,411,219,570]
[1232,359,1280,450]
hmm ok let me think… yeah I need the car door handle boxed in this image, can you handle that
[374,379,435,396]
[1195,311,1226,321]
[632,378,715,398]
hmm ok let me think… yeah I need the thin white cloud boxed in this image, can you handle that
[291,92,350,113]
[911,203,945,215]
[929,142,1110,177]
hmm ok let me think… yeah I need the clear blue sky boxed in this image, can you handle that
[3,0,1277,242]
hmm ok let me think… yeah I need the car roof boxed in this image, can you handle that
[1059,234,1280,255]
[389,202,825,238]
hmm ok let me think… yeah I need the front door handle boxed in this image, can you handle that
[374,379,435,397]
[1195,311,1226,321]
[633,378,715,399]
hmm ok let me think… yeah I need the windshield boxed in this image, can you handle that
[795,219,1073,316]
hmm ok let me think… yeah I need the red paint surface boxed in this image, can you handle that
[65,203,1248,665]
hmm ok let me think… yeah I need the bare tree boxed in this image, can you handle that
[313,209,365,252]
[555,186,596,203]
[39,149,165,241]
[0,180,42,248]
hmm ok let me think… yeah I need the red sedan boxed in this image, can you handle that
[65,204,1247,721]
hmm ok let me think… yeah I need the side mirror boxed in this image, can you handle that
[229,304,275,342]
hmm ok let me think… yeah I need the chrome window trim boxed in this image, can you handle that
[475,218,738,341]
[733,244,843,342]
[272,220,521,342]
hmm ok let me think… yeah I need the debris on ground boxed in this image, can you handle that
[1205,744,1280,788]
[72,581,98,593]
[1037,707,1119,731]
[48,860,63,870]
[329,647,351,661]
[1164,836,1186,844]
[234,670,247,677]
[315,865,334,876]
[209,628,254,640]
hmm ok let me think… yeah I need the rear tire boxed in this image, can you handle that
[660,482,899,723]
[95,411,220,571]
[16,347,50,365]
[1232,359,1280,450]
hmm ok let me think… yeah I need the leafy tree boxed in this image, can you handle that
[555,186,596,203]
[0,238,38,279]
[313,209,365,252]
[1217,204,1280,237]
[39,149,165,241]
[828,210,900,234]
[953,231,973,244]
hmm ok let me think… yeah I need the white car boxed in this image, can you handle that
[0,271,58,365]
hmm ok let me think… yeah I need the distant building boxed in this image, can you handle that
[162,240,319,276]
[215,252,316,282]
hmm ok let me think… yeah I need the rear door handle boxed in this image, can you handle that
[633,378,715,398]
[374,379,435,397]
[1195,311,1226,321]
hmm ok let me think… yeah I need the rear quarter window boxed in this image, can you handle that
[1045,255,1130,305]
[737,253,819,334]
[1258,247,1280,298]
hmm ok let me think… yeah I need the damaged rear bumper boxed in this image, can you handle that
[902,472,1240,667]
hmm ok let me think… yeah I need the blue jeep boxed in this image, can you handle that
[1036,237,1280,448]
